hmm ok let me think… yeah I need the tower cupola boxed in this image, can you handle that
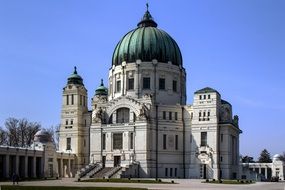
[95,79,108,96]
[67,66,84,85]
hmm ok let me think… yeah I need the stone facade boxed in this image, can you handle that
[57,8,242,179]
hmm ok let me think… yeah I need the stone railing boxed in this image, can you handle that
[77,163,99,178]
[105,166,122,178]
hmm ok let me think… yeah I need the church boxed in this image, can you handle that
[58,7,241,179]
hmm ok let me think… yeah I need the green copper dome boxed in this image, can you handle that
[112,7,182,66]
[95,79,108,96]
[67,66,84,85]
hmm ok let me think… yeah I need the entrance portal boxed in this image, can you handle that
[200,164,207,179]
[203,164,207,179]
[102,156,106,168]
[114,156,121,167]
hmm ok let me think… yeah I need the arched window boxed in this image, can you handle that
[116,107,130,123]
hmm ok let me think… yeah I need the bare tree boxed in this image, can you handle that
[5,118,19,146]
[45,124,60,149]
[25,121,41,146]
[2,117,42,147]
[18,118,28,147]
[0,126,8,145]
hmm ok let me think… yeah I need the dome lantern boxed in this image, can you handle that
[137,3,157,28]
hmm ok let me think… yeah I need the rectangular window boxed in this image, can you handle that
[71,94,74,105]
[159,78,165,90]
[208,94,211,99]
[169,112,172,120]
[199,112,202,117]
[80,95,82,105]
[175,168,177,177]
[66,138,71,150]
[172,80,177,92]
[143,77,150,89]
[220,156,223,162]
[116,80,121,92]
[175,135,178,150]
[102,133,106,150]
[175,112,178,120]
[130,132,134,149]
[201,132,207,146]
[113,133,123,149]
[66,95,69,105]
[70,119,73,125]
[199,95,202,100]
[165,168,168,177]
[208,111,210,117]
[221,134,223,142]
[204,95,206,99]
[170,168,173,177]
[128,78,134,90]
[163,111,166,119]
[203,112,206,117]
[83,96,86,107]
[163,134,167,149]
[65,120,68,125]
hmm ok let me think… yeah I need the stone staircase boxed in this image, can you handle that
[76,163,101,178]
[78,162,139,179]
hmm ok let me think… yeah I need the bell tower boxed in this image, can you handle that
[58,67,91,171]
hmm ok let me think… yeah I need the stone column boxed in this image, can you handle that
[60,158,63,178]
[265,167,268,179]
[33,156,37,178]
[68,159,71,177]
[15,154,19,175]
[24,156,28,178]
[259,167,261,174]
[5,154,10,178]
[112,111,117,124]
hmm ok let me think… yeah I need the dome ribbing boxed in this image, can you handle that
[112,7,182,66]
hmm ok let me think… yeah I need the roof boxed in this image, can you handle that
[112,6,182,66]
[194,87,220,95]
[67,66,84,85]
[95,79,108,96]
[221,99,232,106]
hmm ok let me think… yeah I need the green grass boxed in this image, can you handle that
[0,186,147,190]
[203,179,255,184]
[81,178,174,184]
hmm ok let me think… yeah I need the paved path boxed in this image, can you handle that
[0,178,284,190]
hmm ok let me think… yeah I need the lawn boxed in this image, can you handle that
[203,179,255,184]
[0,186,147,190]
[81,178,174,184]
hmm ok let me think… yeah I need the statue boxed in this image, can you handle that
[233,115,239,127]
[93,107,103,123]
[138,104,149,120]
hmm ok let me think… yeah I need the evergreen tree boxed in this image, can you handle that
[258,149,272,163]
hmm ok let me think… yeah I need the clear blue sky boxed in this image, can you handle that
[0,0,284,159]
